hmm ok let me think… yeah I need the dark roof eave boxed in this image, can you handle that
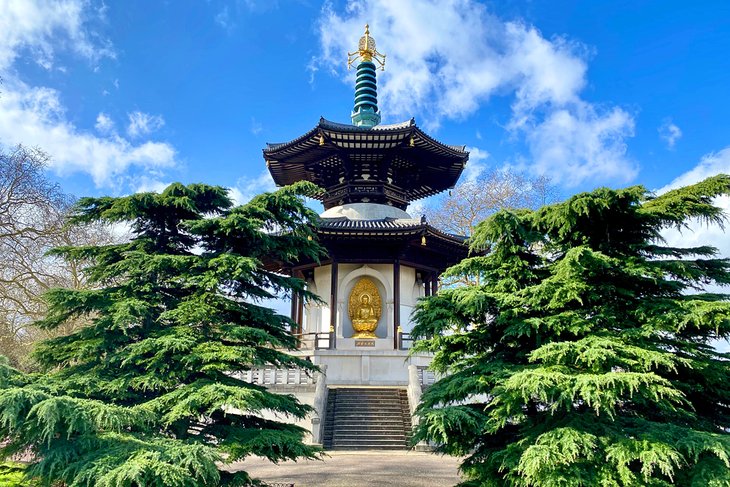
[264,117,468,159]
[316,220,468,246]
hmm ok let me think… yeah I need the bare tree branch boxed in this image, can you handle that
[425,168,560,286]
[0,145,120,369]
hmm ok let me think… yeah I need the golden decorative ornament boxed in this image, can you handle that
[318,133,325,146]
[348,276,382,338]
[347,24,386,70]
[421,235,427,246]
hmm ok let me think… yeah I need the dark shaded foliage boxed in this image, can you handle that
[412,176,730,486]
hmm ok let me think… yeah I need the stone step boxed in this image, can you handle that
[334,398,402,401]
[326,425,407,431]
[330,445,408,451]
[332,404,404,410]
[333,388,403,392]
[334,394,401,398]
[329,422,406,428]
[327,417,406,423]
[328,421,406,427]
[329,410,410,415]
[334,407,403,416]
[323,387,412,451]
[326,430,409,436]
[331,414,407,418]
[334,397,403,402]
[331,409,404,414]
[332,438,408,445]
[337,396,400,404]
[333,437,408,442]
[332,440,408,449]
[331,403,401,407]
[334,402,402,407]
[334,419,407,425]
[327,431,409,437]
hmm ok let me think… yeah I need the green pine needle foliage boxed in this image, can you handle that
[0,461,42,486]
[0,181,326,486]
[411,175,730,486]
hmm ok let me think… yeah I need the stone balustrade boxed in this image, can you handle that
[238,368,315,386]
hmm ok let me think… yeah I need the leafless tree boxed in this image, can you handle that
[426,168,560,237]
[0,145,120,369]
[425,168,559,286]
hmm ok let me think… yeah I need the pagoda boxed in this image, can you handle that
[260,25,471,449]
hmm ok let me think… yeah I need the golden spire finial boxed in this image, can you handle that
[348,23,386,70]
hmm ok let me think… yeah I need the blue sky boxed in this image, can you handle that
[1,0,729,206]
[2,0,730,347]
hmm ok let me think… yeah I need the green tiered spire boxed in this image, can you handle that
[348,24,386,128]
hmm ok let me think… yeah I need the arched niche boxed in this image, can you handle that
[339,265,391,339]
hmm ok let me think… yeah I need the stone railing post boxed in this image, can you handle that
[407,364,422,417]
[408,364,433,451]
[310,366,328,445]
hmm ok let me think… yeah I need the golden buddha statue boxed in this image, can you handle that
[349,277,382,338]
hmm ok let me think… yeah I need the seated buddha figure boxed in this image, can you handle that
[352,293,378,337]
[349,277,381,338]
[355,294,375,322]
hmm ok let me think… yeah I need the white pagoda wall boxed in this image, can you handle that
[303,263,425,345]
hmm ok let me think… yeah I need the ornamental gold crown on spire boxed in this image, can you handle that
[348,24,385,127]
[347,24,386,70]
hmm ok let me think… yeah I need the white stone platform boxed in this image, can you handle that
[296,349,431,386]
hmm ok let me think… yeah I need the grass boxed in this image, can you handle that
[0,462,40,487]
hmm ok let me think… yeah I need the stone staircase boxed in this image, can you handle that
[322,387,412,450]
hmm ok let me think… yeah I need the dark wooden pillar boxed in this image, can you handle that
[290,292,299,333]
[297,291,304,335]
[424,272,432,296]
[393,260,401,350]
[330,261,338,349]
[431,274,439,295]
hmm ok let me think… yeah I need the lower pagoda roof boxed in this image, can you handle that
[318,216,467,244]
[264,118,469,210]
[267,216,471,277]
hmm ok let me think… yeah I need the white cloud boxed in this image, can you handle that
[94,112,114,135]
[463,146,489,182]
[135,176,171,194]
[215,6,233,31]
[0,0,178,191]
[229,170,277,206]
[127,111,165,138]
[313,0,635,187]
[214,1,279,32]
[658,148,730,351]
[406,199,427,220]
[659,118,682,149]
[521,104,637,186]
[0,81,176,187]
[250,117,263,136]
[659,148,730,192]
[0,0,114,71]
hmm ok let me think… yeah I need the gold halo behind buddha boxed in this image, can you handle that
[348,277,382,338]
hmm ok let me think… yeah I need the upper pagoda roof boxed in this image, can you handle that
[264,118,469,209]
[265,117,466,157]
